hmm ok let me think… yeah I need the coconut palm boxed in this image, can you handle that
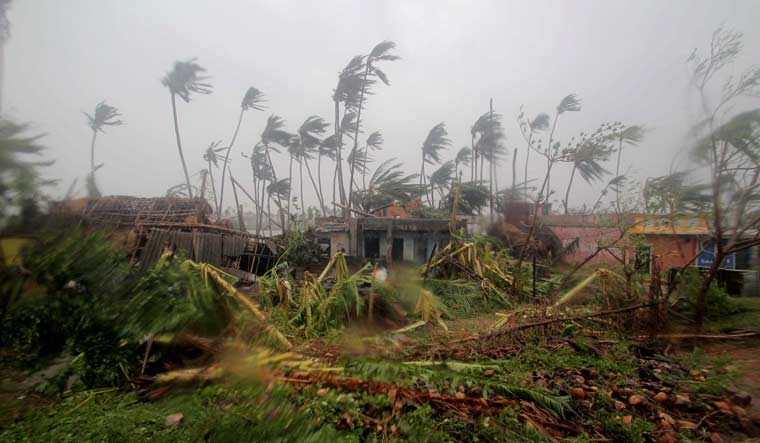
[202,140,224,210]
[332,56,365,209]
[348,131,384,192]
[518,110,550,197]
[0,119,51,219]
[471,108,506,217]
[248,143,272,233]
[419,122,450,205]
[613,125,645,204]
[561,123,620,213]
[217,86,265,219]
[294,116,329,216]
[355,158,419,211]
[317,134,337,215]
[266,178,290,234]
[162,58,212,198]
[260,114,294,229]
[429,160,455,207]
[454,146,471,182]
[84,101,123,197]
[347,41,399,210]
[544,94,581,198]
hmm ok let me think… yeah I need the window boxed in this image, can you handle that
[635,245,652,274]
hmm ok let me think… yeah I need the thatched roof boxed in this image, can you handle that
[54,196,213,228]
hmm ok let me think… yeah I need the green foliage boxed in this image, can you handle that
[0,381,345,443]
[278,229,322,267]
[124,256,237,338]
[675,268,742,319]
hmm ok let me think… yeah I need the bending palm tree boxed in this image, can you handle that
[332,56,365,210]
[348,41,399,210]
[454,146,471,183]
[260,114,294,230]
[296,116,329,216]
[218,86,265,219]
[162,58,212,198]
[518,110,550,198]
[614,125,644,207]
[84,101,122,197]
[356,158,419,211]
[202,140,224,211]
[419,122,450,206]
[317,134,337,215]
[429,160,455,207]
[360,131,384,191]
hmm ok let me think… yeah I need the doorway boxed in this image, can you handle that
[392,238,404,262]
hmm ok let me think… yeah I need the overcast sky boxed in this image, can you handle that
[4,0,760,212]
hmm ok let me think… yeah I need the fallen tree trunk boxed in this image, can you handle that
[456,301,664,344]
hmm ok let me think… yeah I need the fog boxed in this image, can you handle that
[4,0,760,211]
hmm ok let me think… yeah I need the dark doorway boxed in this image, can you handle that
[392,238,404,262]
[364,236,380,259]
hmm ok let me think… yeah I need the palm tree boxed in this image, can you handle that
[454,146,471,182]
[294,116,329,216]
[562,140,612,214]
[359,131,384,191]
[429,160,455,207]
[518,110,550,198]
[266,178,290,234]
[0,119,50,219]
[332,56,365,210]
[84,101,123,198]
[544,94,581,199]
[471,107,506,218]
[317,134,337,215]
[355,159,419,211]
[614,125,644,205]
[218,86,265,219]
[248,143,272,234]
[162,58,212,198]
[202,140,224,211]
[419,122,450,205]
[260,114,294,229]
[347,41,399,210]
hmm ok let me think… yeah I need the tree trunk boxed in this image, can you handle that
[563,164,577,214]
[218,109,245,218]
[207,160,218,213]
[348,61,372,210]
[305,159,323,215]
[696,254,722,330]
[263,143,285,231]
[170,93,193,198]
[524,130,534,199]
[333,100,347,213]
[511,148,517,202]
[299,158,305,216]
[317,152,326,215]
[287,154,294,227]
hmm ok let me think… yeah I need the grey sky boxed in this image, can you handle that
[4,0,760,211]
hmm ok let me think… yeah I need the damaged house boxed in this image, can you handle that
[317,202,465,264]
[53,196,276,280]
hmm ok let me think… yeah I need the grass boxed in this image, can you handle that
[705,296,760,332]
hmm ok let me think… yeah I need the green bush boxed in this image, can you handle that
[676,268,742,319]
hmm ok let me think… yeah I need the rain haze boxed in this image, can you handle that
[4,0,760,210]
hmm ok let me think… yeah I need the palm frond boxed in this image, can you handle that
[366,131,384,150]
[162,58,213,102]
[557,93,582,114]
[530,113,551,131]
[261,114,294,148]
[430,160,455,188]
[85,101,123,132]
[421,122,450,165]
[241,86,266,111]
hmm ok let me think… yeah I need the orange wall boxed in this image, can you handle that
[644,235,698,270]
